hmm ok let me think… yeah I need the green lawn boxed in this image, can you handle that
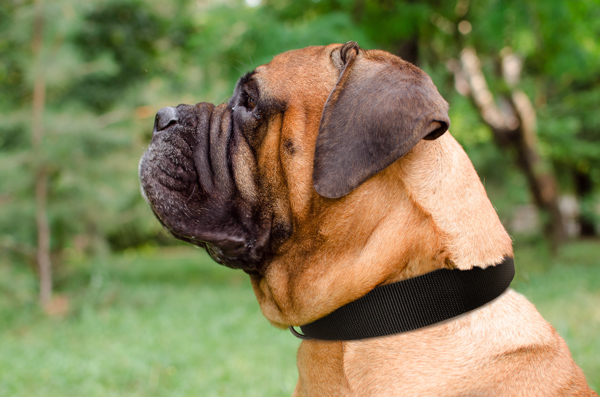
[1,240,598,395]
[511,239,600,390]
[0,248,300,396]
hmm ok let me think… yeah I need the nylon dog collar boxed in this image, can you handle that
[290,257,515,341]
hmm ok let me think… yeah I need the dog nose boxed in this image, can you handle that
[154,107,179,133]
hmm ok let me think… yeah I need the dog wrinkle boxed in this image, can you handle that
[192,103,215,193]
[231,132,258,204]
[294,340,350,396]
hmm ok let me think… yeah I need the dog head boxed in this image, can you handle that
[139,43,512,326]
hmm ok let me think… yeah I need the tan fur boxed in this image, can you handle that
[293,290,592,396]
[244,46,595,395]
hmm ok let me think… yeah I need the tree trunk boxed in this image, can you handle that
[449,48,567,246]
[574,169,597,237]
[396,36,419,66]
[32,0,52,306]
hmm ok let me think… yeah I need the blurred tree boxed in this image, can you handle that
[31,0,52,305]
[447,46,567,245]
[533,0,600,236]
[69,1,168,112]
[0,0,174,303]
[345,0,600,240]
[1,0,598,305]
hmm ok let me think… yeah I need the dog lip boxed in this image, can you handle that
[138,156,151,205]
[206,242,262,272]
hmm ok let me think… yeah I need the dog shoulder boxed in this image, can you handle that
[340,290,593,395]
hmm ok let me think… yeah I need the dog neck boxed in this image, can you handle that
[395,133,513,271]
[252,133,513,328]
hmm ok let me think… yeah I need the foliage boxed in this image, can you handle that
[0,0,168,269]
[70,1,168,112]
[0,0,598,301]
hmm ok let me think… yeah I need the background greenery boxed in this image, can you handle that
[1,0,598,393]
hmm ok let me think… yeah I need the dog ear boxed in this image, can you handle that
[313,42,450,199]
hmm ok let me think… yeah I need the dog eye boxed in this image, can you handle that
[246,95,257,110]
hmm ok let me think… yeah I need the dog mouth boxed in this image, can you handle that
[139,103,270,274]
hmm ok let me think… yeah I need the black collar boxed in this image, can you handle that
[290,257,514,340]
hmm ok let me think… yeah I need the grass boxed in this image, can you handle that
[0,247,300,396]
[511,238,600,389]
[1,239,598,395]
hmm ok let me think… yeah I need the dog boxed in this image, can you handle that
[139,42,596,396]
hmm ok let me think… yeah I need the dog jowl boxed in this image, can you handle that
[139,99,276,274]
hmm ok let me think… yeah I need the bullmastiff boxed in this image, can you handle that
[139,42,596,395]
